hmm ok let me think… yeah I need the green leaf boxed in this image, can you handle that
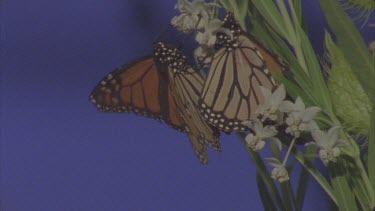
[291,0,302,25]
[297,27,333,113]
[319,0,375,105]
[250,0,288,38]
[228,0,246,30]
[369,108,375,209]
[295,145,315,211]
[280,182,294,211]
[257,174,278,211]
[237,0,249,25]
[218,0,232,11]
[324,31,372,136]
[329,163,359,211]
[346,170,373,211]
[246,9,317,108]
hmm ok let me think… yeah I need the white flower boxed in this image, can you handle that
[171,13,200,33]
[279,97,321,137]
[195,18,223,46]
[265,158,289,183]
[242,119,282,151]
[171,0,220,33]
[311,126,348,165]
[256,84,286,122]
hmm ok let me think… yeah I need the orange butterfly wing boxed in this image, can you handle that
[89,56,186,131]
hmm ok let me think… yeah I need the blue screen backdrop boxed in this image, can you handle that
[2,0,373,210]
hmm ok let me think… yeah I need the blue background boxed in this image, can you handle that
[1,1,373,210]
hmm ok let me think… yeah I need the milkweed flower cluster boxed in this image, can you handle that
[171,0,231,65]
[310,126,348,165]
[255,85,286,122]
[242,84,348,181]
[242,119,282,151]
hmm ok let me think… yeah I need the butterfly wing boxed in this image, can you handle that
[168,67,221,164]
[89,56,186,131]
[199,14,284,133]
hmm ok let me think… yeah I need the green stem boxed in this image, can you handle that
[275,0,308,74]
[331,113,375,207]
[282,136,297,166]
[354,156,375,207]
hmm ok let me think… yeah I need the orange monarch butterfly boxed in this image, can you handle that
[199,13,286,133]
[89,41,220,164]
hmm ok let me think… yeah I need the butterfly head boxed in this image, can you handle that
[215,13,242,50]
[153,41,188,73]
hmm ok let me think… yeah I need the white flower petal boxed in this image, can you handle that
[294,97,305,111]
[271,84,286,105]
[245,133,255,145]
[301,107,321,122]
[307,120,319,132]
[253,119,263,134]
[262,126,278,137]
[285,116,294,126]
[241,120,253,128]
[327,126,341,143]
[255,140,266,151]
[260,86,272,101]
[279,100,295,113]
[311,130,328,147]
[332,147,341,157]
[265,157,282,167]
[255,105,267,115]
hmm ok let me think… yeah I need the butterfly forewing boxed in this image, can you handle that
[199,13,283,133]
[89,56,186,131]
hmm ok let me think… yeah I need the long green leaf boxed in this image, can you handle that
[295,145,316,211]
[346,169,373,211]
[246,8,320,109]
[319,0,375,105]
[298,27,333,113]
[329,163,358,211]
[370,108,375,204]
[250,0,288,38]
[257,174,278,211]
[291,0,302,25]
[280,182,293,211]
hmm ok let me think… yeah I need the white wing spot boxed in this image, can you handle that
[256,50,263,59]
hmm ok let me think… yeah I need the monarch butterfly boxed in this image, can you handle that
[199,13,286,133]
[89,41,220,164]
